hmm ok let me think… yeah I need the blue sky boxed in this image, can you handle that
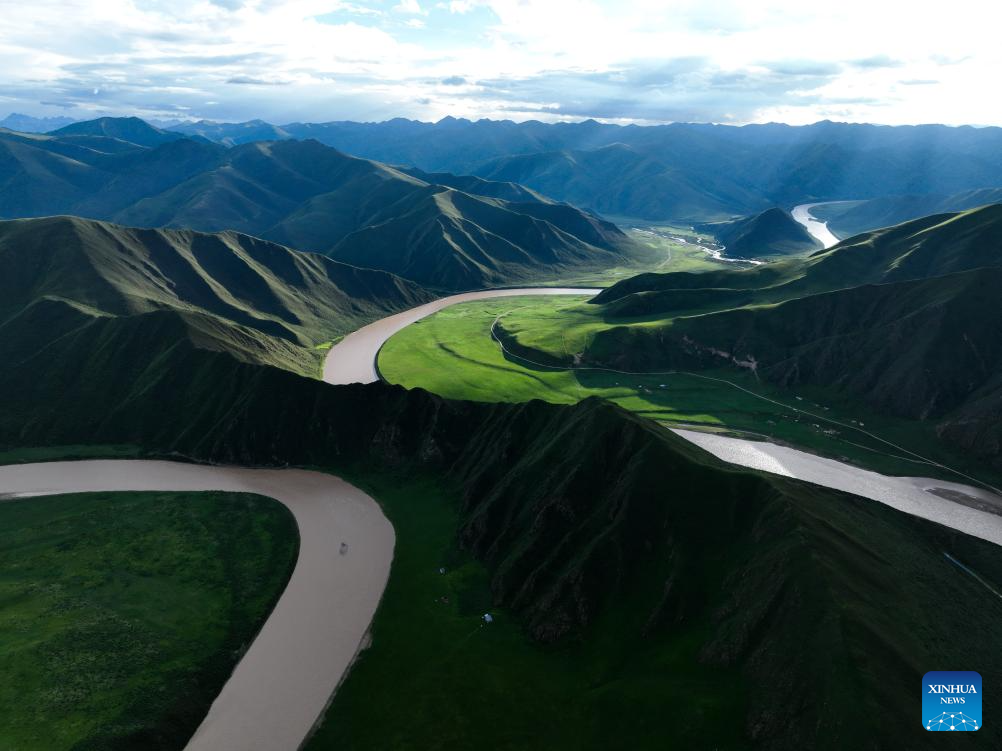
[1,0,1000,125]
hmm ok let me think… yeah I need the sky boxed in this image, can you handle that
[1,0,1000,126]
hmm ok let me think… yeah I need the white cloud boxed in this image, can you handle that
[0,0,999,125]
[393,0,427,15]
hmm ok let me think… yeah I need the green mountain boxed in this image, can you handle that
[812,189,1002,238]
[502,205,1002,469]
[0,215,431,375]
[0,121,635,291]
[49,116,190,147]
[695,207,822,257]
[167,118,293,147]
[594,203,1002,314]
[3,209,1001,748]
[116,140,632,291]
[176,118,1002,221]
[474,143,767,221]
[2,297,1001,749]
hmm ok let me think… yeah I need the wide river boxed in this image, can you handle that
[791,202,841,248]
[325,287,1002,547]
[5,279,1001,750]
[323,287,600,384]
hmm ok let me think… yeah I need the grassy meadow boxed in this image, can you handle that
[0,490,298,751]
[377,295,997,485]
[306,472,748,751]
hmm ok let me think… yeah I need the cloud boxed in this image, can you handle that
[0,0,999,126]
[226,76,290,86]
[394,0,427,14]
[850,54,903,69]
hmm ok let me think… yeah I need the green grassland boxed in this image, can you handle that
[377,295,998,485]
[307,472,748,751]
[0,490,298,751]
[541,225,744,285]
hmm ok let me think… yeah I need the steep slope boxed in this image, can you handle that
[168,119,293,146]
[49,116,190,147]
[0,216,431,375]
[3,300,1002,749]
[813,188,1002,238]
[110,138,634,291]
[695,207,822,257]
[475,143,766,221]
[0,127,227,218]
[181,118,1002,220]
[398,166,549,203]
[594,203,1002,315]
[511,206,1002,468]
[0,120,637,292]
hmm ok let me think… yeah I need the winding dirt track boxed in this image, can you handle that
[0,460,394,751]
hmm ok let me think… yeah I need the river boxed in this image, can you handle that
[325,288,1002,547]
[791,202,841,248]
[0,460,394,751]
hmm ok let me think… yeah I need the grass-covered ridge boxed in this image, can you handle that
[0,126,640,292]
[376,295,998,484]
[695,207,822,257]
[4,202,1001,748]
[0,490,298,751]
[482,205,1002,472]
[0,215,431,376]
[5,296,1002,747]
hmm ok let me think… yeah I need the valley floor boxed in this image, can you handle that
[0,461,393,751]
[376,295,1002,493]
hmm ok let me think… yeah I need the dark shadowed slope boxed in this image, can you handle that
[49,116,191,147]
[180,118,1002,220]
[516,205,1002,468]
[474,143,767,221]
[3,202,1002,748]
[695,207,822,257]
[3,297,1002,749]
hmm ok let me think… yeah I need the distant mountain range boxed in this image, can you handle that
[0,112,77,133]
[0,119,634,291]
[504,205,1002,470]
[155,116,1002,221]
[9,113,1002,225]
[695,208,821,257]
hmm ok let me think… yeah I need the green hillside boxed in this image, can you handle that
[811,188,1002,238]
[49,116,190,147]
[0,215,431,375]
[114,139,634,291]
[0,120,638,291]
[3,302,1002,748]
[491,206,1002,469]
[474,142,768,221]
[695,207,822,257]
